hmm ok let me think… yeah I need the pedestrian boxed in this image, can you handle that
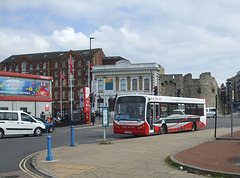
[91,113,95,125]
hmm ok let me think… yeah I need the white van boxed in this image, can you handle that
[0,110,46,138]
[206,107,216,118]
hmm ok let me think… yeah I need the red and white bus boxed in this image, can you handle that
[113,95,206,135]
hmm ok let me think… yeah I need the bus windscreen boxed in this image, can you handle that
[114,96,146,122]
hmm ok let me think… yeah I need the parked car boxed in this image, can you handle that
[34,117,54,133]
[206,107,216,118]
[0,110,45,138]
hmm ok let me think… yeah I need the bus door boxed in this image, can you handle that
[147,103,154,131]
[148,103,156,132]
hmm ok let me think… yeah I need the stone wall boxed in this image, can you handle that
[159,72,218,107]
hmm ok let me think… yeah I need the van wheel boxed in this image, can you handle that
[0,129,4,138]
[48,126,54,133]
[161,125,167,134]
[34,128,42,136]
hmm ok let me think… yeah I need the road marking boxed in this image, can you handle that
[19,152,43,178]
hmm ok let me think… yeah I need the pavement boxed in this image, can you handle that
[32,119,240,178]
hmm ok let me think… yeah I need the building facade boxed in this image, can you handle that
[0,49,107,119]
[159,72,218,107]
[226,71,240,112]
[92,59,165,109]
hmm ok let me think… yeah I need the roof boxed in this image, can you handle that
[1,48,103,64]
[103,56,129,65]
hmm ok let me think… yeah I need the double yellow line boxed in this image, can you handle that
[19,152,44,178]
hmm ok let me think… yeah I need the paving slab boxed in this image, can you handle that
[34,127,237,178]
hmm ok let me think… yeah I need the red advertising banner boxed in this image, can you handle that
[83,87,90,124]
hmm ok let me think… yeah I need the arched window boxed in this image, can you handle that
[21,61,27,73]
[132,79,137,91]
[43,62,47,69]
[98,80,104,91]
[121,79,126,91]
[144,78,150,90]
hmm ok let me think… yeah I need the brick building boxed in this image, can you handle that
[0,49,125,119]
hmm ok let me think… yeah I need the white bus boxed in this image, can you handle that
[114,95,206,135]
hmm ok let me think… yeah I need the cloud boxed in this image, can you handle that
[0,29,51,57]
[50,27,89,50]
[0,23,239,87]
[1,0,240,86]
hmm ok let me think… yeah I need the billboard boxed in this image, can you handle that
[0,79,50,97]
[105,78,113,90]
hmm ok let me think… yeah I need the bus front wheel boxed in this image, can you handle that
[161,125,167,134]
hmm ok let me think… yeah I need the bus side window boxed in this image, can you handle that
[160,104,168,118]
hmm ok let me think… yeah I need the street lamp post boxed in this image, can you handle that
[88,37,95,88]
[89,37,94,124]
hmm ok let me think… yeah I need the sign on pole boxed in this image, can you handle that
[102,107,109,127]
[102,107,109,143]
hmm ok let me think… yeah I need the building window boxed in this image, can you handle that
[63,80,66,86]
[43,62,46,69]
[15,64,18,72]
[144,78,150,91]
[68,91,74,101]
[78,79,81,85]
[121,79,126,91]
[98,80,104,91]
[55,79,58,86]
[21,61,27,74]
[43,70,47,76]
[55,70,58,76]
[78,60,81,66]
[36,63,39,69]
[68,79,74,87]
[132,79,137,91]
[78,69,81,75]
[0,107,8,110]
[62,70,66,76]
[55,61,58,67]
[62,61,65,67]
[30,64,33,70]
[55,91,58,99]
[63,91,66,99]
[9,65,13,72]
[20,107,27,112]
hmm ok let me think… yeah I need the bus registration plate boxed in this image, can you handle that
[124,131,132,134]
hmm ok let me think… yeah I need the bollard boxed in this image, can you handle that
[70,125,75,147]
[46,136,53,161]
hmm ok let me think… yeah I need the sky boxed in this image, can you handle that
[1,0,240,86]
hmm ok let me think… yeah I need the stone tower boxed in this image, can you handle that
[159,72,218,107]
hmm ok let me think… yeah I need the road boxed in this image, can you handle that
[0,119,131,176]
[0,114,239,177]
